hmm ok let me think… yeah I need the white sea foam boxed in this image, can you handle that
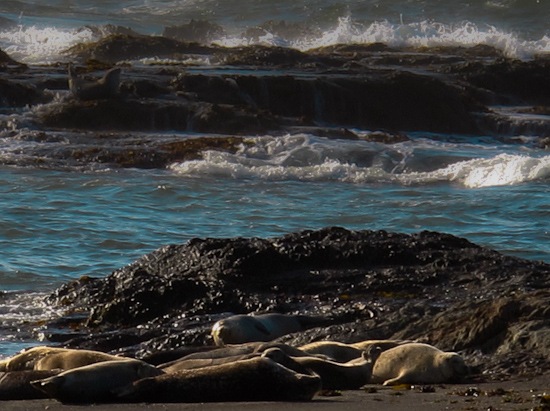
[0,25,95,64]
[435,153,550,188]
[169,135,549,188]
[1,16,549,64]
[218,18,550,60]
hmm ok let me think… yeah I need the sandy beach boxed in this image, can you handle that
[4,376,549,411]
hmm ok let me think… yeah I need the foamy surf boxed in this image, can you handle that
[214,18,550,60]
[0,25,95,64]
[169,135,550,188]
[0,291,64,357]
[439,153,550,188]
[1,17,549,64]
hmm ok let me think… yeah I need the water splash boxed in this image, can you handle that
[169,135,549,188]
[440,153,550,188]
[0,25,95,64]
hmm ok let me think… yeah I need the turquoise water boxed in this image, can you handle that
[1,162,548,294]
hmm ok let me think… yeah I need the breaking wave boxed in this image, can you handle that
[0,16,549,64]
[169,134,550,188]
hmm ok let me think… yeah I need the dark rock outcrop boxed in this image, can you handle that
[44,227,549,379]
[0,78,47,107]
[65,34,216,63]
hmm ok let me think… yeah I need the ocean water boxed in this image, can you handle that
[0,0,549,357]
[1,0,550,63]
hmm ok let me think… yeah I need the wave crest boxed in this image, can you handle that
[169,135,549,188]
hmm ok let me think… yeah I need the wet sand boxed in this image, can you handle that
[5,376,549,411]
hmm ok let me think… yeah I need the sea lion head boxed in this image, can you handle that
[441,353,469,381]
[211,320,229,346]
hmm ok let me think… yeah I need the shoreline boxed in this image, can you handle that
[4,376,549,410]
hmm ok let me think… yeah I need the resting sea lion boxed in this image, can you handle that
[117,356,321,403]
[211,313,330,346]
[265,346,382,390]
[371,343,469,385]
[159,352,259,373]
[0,347,69,371]
[34,348,130,371]
[298,340,411,363]
[68,64,121,100]
[351,339,412,352]
[299,341,363,362]
[0,370,60,400]
[30,359,164,404]
[141,346,219,365]
[159,342,314,372]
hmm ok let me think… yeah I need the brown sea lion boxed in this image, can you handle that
[211,313,331,346]
[159,353,259,373]
[371,343,469,385]
[68,64,121,100]
[0,370,60,400]
[265,346,382,390]
[30,359,164,404]
[117,356,321,403]
[159,342,314,373]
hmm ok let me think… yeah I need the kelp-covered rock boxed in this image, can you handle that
[45,227,549,378]
[65,34,216,63]
[0,78,47,107]
[0,48,24,68]
[455,57,550,106]
[174,70,483,133]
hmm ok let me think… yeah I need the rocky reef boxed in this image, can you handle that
[41,227,549,381]
[0,32,549,169]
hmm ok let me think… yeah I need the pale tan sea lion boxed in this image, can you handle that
[211,313,330,346]
[0,370,60,400]
[34,348,130,371]
[0,347,69,371]
[160,342,312,373]
[175,342,262,360]
[117,356,321,403]
[265,346,382,390]
[298,341,363,362]
[68,64,121,100]
[371,342,469,385]
[298,340,412,363]
[351,339,412,352]
[30,358,164,404]
[159,353,258,373]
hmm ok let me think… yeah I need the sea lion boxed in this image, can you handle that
[68,63,121,100]
[30,358,164,404]
[370,343,469,385]
[0,370,60,400]
[117,356,321,403]
[298,341,363,362]
[211,313,330,346]
[298,340,411,363]
[265,346,382,390]
[141,346,219,365]
[0,347,69,371]
[351,339,412,352]
[159,342,313,373]
[34,348,130,371]
[159,353,259,373]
